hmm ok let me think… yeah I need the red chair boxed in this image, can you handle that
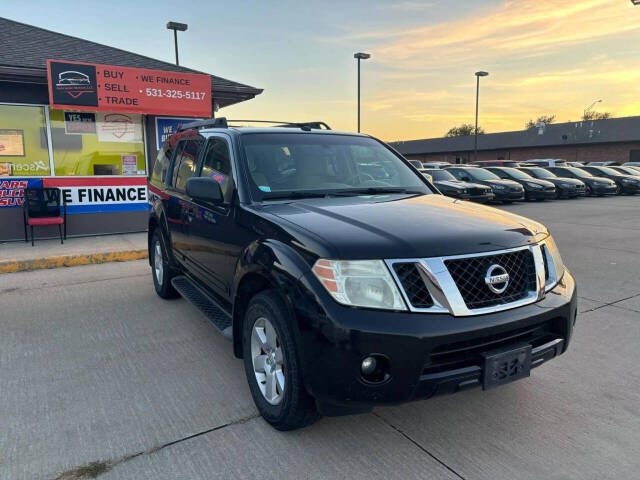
[23,187,67,246]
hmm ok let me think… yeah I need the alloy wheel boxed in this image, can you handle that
[251,317,285,405]
[154,240,164,285]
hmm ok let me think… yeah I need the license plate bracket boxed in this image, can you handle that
[482,343,532,390]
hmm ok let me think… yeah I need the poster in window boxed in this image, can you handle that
[0,130,25,156]
[121,155,137,175]
[96,113,143,143]
[64,112,96,134]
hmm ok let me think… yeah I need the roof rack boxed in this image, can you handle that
[178,117,331,132]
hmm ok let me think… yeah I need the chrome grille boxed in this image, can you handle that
[392,263,433,308]
[445,249,536,310]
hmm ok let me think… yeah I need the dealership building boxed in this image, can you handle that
[0,17,262,241]
[390,116,640,165]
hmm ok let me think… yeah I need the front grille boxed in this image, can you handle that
[423,320,557,375]
[469,187,487,195]
[392,263,433,308]
[541,246,550,281]
[445,249,536,310]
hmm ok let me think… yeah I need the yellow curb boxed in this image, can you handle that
[0,250,148,274]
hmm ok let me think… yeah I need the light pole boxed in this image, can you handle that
[583,99,602,119]
[167,22,188,66]
[474,71,489,163]
[354,52,371,133]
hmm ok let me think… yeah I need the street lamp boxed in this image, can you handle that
[167,21,188,66]
[474,71,489,163]
[354,52,371,133]
[583,99,602,119]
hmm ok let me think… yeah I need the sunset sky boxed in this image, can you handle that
[6,0,640,141]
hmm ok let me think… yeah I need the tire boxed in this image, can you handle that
[242,290,319,431]
[150,229,179,299]
[585,185,593,196]
[615,184,623,195]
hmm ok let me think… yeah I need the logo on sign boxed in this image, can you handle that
[49,61,98,106]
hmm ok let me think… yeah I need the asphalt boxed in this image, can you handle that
[1,195,639,480]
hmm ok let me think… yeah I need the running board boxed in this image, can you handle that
[171,275,232,340]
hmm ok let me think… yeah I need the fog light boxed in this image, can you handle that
[360,354,391,384]
[361,356,377,375]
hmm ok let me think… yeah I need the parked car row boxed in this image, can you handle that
[412,160,640,203]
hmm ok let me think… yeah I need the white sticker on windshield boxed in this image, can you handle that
[258,185,271,192]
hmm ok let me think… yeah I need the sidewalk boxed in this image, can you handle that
[0,232,148,274]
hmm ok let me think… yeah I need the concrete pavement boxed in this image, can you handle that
[1,195,639,479]
[0,232,147,274]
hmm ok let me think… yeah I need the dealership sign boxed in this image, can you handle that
[47,59,212,117]
[42,177,149,214]
[0,178,42,207]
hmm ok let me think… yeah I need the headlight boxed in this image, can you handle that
[461,189,469,194]
[527,182,543,189]
[542,235,565,290]
[312,259,407,310]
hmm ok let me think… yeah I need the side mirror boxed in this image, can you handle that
[186,177,223,204]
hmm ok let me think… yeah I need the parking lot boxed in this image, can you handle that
[1,195,639,480]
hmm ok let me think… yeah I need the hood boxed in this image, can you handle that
[435,180,471,189]
[481,179,523,190]
[551,178,584,187]
[257,194,547,260]
[522,178,555,188]
[586,176,617,185]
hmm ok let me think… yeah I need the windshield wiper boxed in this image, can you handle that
[262,191,328,200]
[333,187,424,196]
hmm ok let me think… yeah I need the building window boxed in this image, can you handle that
[0,104,51,176]
[49,109,146,176]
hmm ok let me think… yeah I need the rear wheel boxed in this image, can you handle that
[150,229,179,299]
[242,290,319,430]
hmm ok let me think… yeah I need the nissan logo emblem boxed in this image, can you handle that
[485,264,510,294]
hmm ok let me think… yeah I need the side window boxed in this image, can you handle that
[150,144,172,187]
[492,169,508,179]
[200,138,233,200]
[171,138,204,191]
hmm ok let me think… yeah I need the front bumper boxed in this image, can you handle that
[525,188,556,200]
[296,271,577,414]
[493,190,525,201]
[294,270,577,411]
[621,183,640,194]
[590,184,617,195]
[459,192,495,203]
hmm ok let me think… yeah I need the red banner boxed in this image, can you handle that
[47,59,212,118]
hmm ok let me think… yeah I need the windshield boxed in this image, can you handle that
[464,168,501,181]
[615,167,639,175]
[526,168,556,179]
[241,133,431,199]
[591,166,619,176]
[566,167,593,178]
[501,168,532,180]
[424,169,456,181]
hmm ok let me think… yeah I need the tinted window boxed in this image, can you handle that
[501,167,532,180]
[487,168,509,179]
[200,137,233,200]
[241,133,430,199]
[424,169,456,181]
[172,138,204,191]
[456,168,500,181]
[524,167,555,179]
[150,144,172,187]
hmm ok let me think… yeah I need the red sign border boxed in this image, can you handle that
[46,59,212,118]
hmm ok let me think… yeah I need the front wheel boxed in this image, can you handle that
[150,229,179,299]
[242,290,319,431]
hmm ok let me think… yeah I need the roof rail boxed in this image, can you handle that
[178,118,228,131]
[177,117,331,132]
[228,119,331,130]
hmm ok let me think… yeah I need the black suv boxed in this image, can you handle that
[148,119,577,430]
